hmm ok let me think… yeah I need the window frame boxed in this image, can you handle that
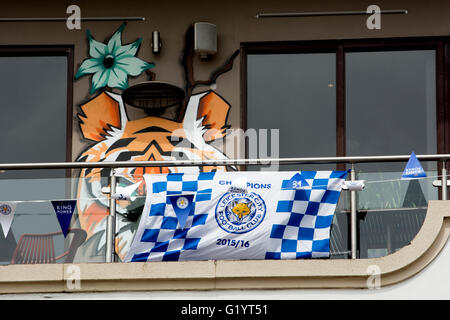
[0,45,74,169]
[240,37,450,184]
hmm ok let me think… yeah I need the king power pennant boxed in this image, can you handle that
[125,171,348,262]
[51,200,77,237]
[402,152,427,180]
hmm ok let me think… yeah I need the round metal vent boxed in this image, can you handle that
[122,81,185,115]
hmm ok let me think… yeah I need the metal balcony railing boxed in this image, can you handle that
[0,153,449,262]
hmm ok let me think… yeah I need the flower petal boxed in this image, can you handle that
[108,67,129,90]
[90,68,111,94]
[114,38,143,59]
[107,23,126,55]
[115,56,154,76]
[87,29,108,59]
[75,58,103,79]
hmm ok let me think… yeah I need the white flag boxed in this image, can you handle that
[0,202,17,237]
[125,170,348,262]
[113,181,142,201]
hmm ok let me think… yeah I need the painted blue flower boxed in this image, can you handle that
[75,23,154,94]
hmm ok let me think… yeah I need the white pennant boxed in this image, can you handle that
[112,181,142,201]
[0,202,17,238]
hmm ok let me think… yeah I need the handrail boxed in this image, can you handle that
[0,153,449,170]
[1,153,448,262]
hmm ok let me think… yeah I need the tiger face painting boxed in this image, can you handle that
[76,90,232,261]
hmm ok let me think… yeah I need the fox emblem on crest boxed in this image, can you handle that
[230,201,253,220]
[76,90,232,260]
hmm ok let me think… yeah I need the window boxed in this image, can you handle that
[0,48,73,173]
[0,47,73,263]
[246,53,336,171]
[346,50,436,161]
[242,38,448,258]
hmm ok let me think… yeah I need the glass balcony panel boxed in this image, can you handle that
[352,162,438,258]
[0,161,441,262]
[356,167,438,210]
[0,172,106,264]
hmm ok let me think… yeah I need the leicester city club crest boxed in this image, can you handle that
[215,192,266,234]
[176,196,190,209]
[0,204,12,215]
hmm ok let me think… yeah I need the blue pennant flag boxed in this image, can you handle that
[51,200,77,237]
[402,152,427,180]
[168,194,195,230]
[284,173,310,189]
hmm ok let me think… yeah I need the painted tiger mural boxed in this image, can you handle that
[75,90,232,261]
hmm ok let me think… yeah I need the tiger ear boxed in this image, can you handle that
[182,91,231,143]
[197,91,231,142]
[78,91,128,142]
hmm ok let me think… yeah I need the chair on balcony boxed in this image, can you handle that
[10,228,87,264]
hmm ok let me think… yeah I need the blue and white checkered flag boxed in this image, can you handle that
[125,170,348,262]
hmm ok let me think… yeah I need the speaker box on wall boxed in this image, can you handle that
[194,22,217,58]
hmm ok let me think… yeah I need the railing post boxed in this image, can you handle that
[105,168,117,263]
[350,163,358,259]
[442,160,447,201]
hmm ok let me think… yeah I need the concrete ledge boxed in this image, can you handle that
[72,260,215,280]
[0,200,449,294]
[0,264,63,282]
